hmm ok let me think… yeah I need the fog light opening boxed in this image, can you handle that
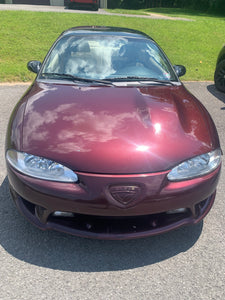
[166,208,187,214]
[53,211,74,218]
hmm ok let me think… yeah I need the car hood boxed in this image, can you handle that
[21,81,217,174]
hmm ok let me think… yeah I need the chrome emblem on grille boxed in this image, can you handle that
[109,185,141,205]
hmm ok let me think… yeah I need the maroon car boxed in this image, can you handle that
[5,27,222,239]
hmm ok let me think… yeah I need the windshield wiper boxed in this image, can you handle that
[41,73,114,86]
[108,76,175,86]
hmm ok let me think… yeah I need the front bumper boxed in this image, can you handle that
[7,165,221,239]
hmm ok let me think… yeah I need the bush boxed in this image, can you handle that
[108,0,121,9]
[108,0,225,13]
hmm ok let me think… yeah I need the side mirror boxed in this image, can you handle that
[173,65,186,77]
[27,60,42,74]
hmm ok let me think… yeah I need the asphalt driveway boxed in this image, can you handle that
[0,82,224,299]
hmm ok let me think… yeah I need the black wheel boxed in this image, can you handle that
[214,59,225,93]
[92,4,98,11]
[68,2,76,9]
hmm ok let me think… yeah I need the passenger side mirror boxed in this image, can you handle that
[173,65,186,77]
[27,60,42,74]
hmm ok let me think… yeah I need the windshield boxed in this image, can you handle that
[40,34,177,82]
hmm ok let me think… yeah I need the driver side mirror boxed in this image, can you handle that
[173,65,186,77]
[27,60,42,74]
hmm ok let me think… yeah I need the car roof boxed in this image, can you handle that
[60,26,152,40]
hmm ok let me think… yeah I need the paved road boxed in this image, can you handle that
[0,82,224,299]
[0,3,192,20]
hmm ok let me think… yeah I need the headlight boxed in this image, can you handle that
[167,149,222,181]
[6,150,78,183]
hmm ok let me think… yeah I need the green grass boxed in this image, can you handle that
[0,9,224,82]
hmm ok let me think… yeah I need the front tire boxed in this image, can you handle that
[68,2,76,9]
[214,60,225,93]
[93,4,98,11]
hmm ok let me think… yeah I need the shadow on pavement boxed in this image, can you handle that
[207,84,225,109]
[0,177,203,272]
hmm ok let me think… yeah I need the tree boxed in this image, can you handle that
[108,0,225,13]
